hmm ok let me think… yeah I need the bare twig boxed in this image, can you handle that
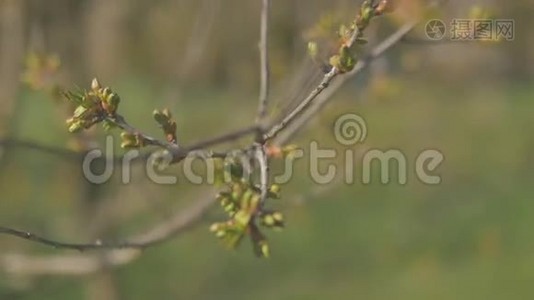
[0,227,141,251]
[254,143,269,206]
[177,0,221,83]
[274,21,418,145]
[0,121,258,163]
[0,193,215,255]
[180,125,258,153]
[253,0,272,208]
[263,67,340,141]
[0,138,82,159]
[255,0,271,126]
[274,60,324,123]
[262,5,368,141]
[108,114,178,150]
[165,0,221,108]
[263,0,432,143]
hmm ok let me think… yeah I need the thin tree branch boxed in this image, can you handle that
[253,0,271,208]
[164,0,221,108]
[262,6,366,141]
[107,114,178,149]
[263,0,446,144]
[180,125,259,153]
[0,138,82,159]
[177,0,221,83]
[274,21,418,145]
[263,66,339,141]
[0,227,137,251]
[0,193,215,255]
[0,122,259,166]
[255,0,271,126]
[254,143,269,206]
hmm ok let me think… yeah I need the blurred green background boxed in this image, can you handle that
[0,0,533,299]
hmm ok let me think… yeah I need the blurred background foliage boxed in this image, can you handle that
[0,0,533,299]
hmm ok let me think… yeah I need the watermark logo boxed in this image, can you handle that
[425,18,514,41]
[330,113,444,185]
[425,19,446,40]
[81,113,444,186]
[333,113,367,145]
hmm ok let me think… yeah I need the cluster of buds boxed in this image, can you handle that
[210,159,283,258]
[374,0,394,16]
[21,52,61,96]
[259,210,284,229]
[211,157,245,185]
[209,220,249,250]
[266,144,301,159]
[308,0,394,74]
[329,45,359,74]
[153,109,178,144]
[120,132,147,149]
[64,78,121,133]
[356,0,394,29]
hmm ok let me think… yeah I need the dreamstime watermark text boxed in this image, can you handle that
[82,113,444,186]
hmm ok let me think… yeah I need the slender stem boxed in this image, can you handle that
[0,124,259,167]
[181,125,259,152]
[254,143,269,206]
[0,195,215,252]
[107,114,176,149]
[0,226,145,251]
[253,0,272,207]
[263,67,340,141]
[274,21,418,145]
[262,6,370,142]
[255,0,271,127]
[0,138,82,159]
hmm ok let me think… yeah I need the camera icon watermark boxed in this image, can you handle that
[424,18,514,41]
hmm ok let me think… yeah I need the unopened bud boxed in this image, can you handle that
[91,78,101,90]
[375,0,394,16]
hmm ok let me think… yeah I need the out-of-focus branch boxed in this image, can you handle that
[1,192,215,252]
[255,0,271,125]
[0,123,260,164]
[0,138,82,159]
[179,125,259,153]
[165,0,221,107]
[263,64,340,142]
[177,0,220,83]
[254,0,271,207]
[1,194,216,276]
